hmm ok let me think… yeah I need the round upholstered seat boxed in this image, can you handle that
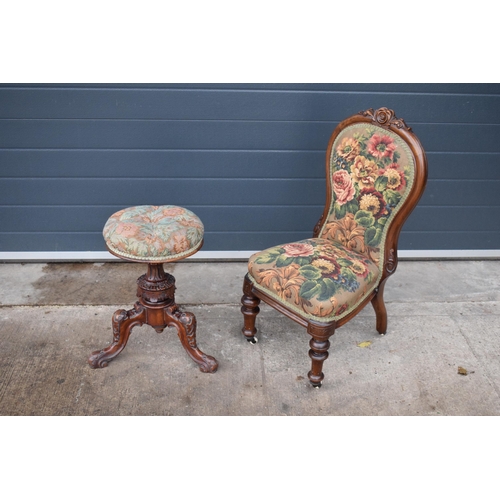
[103,205,204,262]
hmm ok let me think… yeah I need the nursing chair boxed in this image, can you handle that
[241,108,428,387]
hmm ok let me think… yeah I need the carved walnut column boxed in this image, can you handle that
[88,263,218,373]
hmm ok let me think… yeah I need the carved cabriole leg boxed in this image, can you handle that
[166,308,218,373]
[88,302,147,368]
[241,274,261,343]
[307,321,335,388]
[371,280,388,335]
[88,262,218,373]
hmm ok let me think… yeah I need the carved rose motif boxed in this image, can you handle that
[374,108,392,124]
[359,108,410,130]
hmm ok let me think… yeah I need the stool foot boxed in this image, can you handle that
[169,309,218,373]
[88,303,146,368]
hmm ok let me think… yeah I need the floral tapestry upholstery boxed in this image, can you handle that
[103,205,204,262]
[247,123,415,322]
[248,239,379,321]
[319,123,415,265]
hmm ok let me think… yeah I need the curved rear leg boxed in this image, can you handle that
[371,281,387,335]
[241,274,261,344]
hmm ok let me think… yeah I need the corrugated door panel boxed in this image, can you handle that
[1,83,499,253]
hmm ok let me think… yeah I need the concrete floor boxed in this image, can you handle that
[0,260,499,416]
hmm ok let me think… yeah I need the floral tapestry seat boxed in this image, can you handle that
[103,205,204,262]
[241,108,428,388]
[248,238,380,322]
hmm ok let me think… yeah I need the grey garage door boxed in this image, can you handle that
[0,83,499,255]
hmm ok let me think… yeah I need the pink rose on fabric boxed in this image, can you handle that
[332,169,355,206]
[282,242,315,258]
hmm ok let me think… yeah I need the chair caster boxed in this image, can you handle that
[311,383,322,389]
[247,337,258,344]
[379,332,386,336]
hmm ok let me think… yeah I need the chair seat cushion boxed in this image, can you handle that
[247,238,380,322]
[103,205,204,262]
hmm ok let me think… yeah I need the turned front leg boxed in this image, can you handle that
[88,303,146,368]
[241,274,261,343]
[306,321,335,387]
[308,338,331,387]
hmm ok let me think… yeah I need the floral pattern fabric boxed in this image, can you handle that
[248,238,379,320]
[103,205,204,262]
[320,124,414,264]
[248,123,415,322]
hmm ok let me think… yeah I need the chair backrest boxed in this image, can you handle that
[314,107,427,280]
